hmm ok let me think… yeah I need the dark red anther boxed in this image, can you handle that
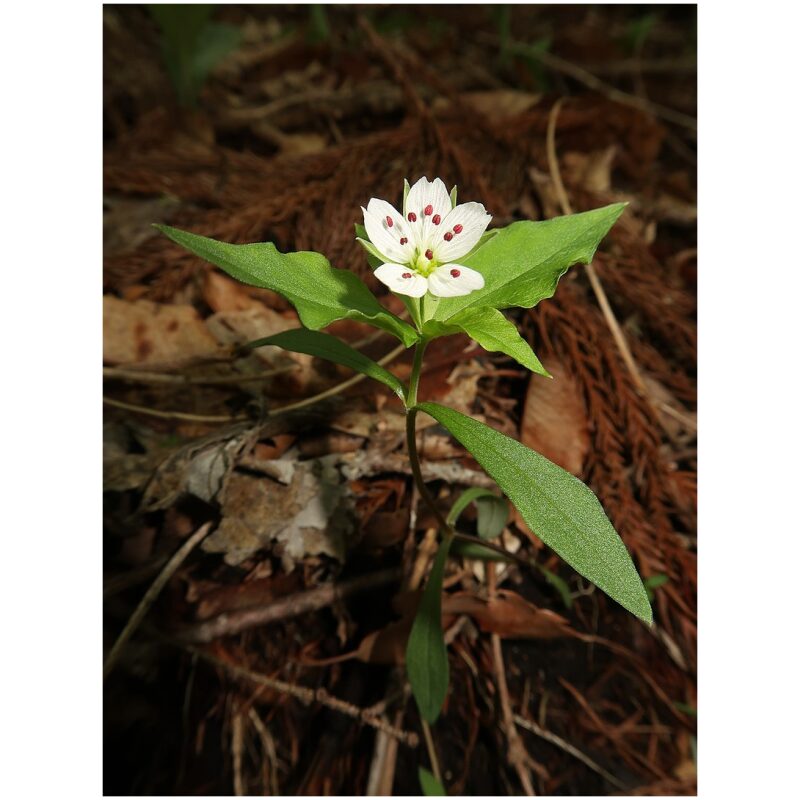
[450,269,461,278]
[425,249,433,260]
[424,204,433,216]
[385,216,393,227]
[407,212,417,222]
[444,232,453,241]
[402,272,413,279]
[453,224,463,234]
[432,214,441,225]
[400,237,408,245]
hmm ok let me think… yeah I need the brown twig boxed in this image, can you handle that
[512,714,629,792]
[104,522,213,679]
[187,647,419,748]
[177,567,403,643]
[103,364,299,386]
[487,562,539,795]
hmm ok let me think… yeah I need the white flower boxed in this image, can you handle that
[359,177,491,298]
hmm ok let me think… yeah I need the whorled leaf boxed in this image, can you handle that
[431,203,627,322]
[155,225,419,346]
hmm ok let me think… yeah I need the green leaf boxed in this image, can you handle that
[537,565,574,609]
[417,402,652,624]
[431,203,627,323]
[476,494,510,539]
[246,329,406,400]
[423,306,550,377]
[403,179,411,216]
[407,537,452,723]
[446,487,497,527]
[451,538,514,563]
[643,572,669,601]
[447,487,509,539]
[419,767,446,796]
[155,225,419,347]
[449,185,457,209]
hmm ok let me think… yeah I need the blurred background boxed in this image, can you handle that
[103,4,696,795]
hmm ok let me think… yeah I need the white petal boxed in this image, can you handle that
[362,199,413,263]
[427,264,485,298]
[374,263,429,298]
[431,202,492,262]
[405,176,452,246]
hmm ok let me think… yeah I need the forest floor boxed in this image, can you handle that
[103,5,697,795]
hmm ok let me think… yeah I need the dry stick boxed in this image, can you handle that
[545,99,697,435]
[103,364,299,386]
[500,37,696,131]
[178,566,403,643]
[231,713,245,797]
[103,342,407,425]
[512,714,629,792]
[487,562,538,795]
[248,708,280,796]
[103,522,213,680]
[186,646,419,748]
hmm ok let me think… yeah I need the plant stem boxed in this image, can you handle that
[405,339,453,540]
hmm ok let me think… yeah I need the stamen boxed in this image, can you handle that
[407,212,417,222]
[425,249,433,260]
[444,232,453,241]
[432,214,441,225]
[450,269,461,277]
[424,204,433,216]
[399,237,408,245]
[385,216,393,227]
[453,224,463,234]
[402,272,413,279]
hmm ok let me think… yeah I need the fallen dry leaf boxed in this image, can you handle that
[444,589,572,639]
[203,457,356,569]
[103,295,220,365]
[520,363,590,477]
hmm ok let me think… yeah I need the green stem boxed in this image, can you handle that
[405,338,454,541]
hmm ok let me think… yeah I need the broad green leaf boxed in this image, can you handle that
[245,329,406,400]
[432,203,626,322]
[155,225,418,347]
[419,767,446,796]
[417,402,652,624]
[407,537,452,723]
[423,306,550,377]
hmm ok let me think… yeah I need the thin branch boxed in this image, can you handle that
[104,522,213,679]
[186,646,419,747]
[513,714,629,792]
[177,567,403,643]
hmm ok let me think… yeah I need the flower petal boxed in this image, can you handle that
[431,201,492,262]
[406,176,452,246]
[427,264,485,298]
[374,263,429,298]
[363,199,413,263]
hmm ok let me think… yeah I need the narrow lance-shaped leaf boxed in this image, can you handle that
[246,329,406,401]
[417,402,652,624]
[423,306,550,377]
[155,225,419,347]
[406,537,452,723]
[432,203,627,323]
